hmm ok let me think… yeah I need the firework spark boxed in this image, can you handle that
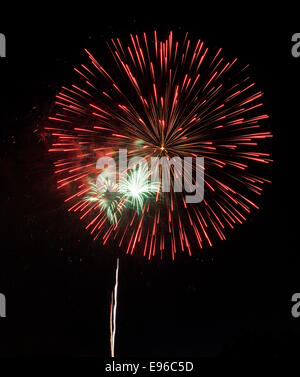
[85,172,124,225]
[119,164,159,214]
[47,31,272,259]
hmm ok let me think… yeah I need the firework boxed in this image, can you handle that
[47,31,272,259]
[110,258,119,357]
[85,171,123,225]
[119,163,159,214]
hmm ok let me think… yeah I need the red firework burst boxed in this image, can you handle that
[46,30,272,259]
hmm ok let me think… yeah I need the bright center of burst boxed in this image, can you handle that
[160,145,165,151]
[129,185,141,197]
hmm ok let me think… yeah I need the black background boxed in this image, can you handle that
[0,5,299,361]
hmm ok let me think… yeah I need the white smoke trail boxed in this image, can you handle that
[110,258,119,357]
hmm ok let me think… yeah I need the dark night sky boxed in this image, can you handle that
[0,6,299,361]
